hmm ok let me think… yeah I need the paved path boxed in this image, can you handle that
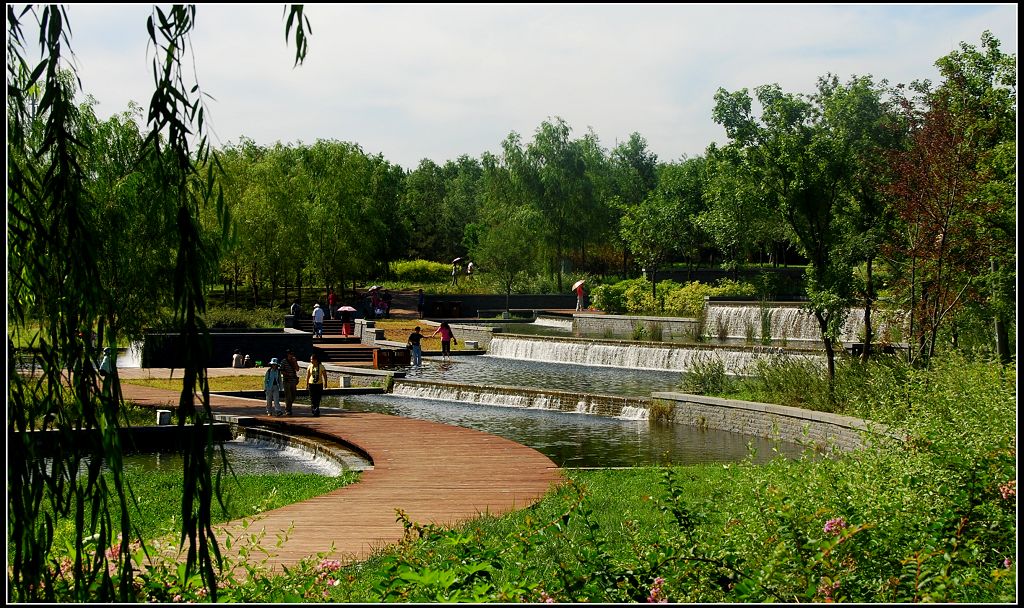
[119,380,563,570]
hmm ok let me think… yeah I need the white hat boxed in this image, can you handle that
[314,303,320,308]
[269,358,279,365]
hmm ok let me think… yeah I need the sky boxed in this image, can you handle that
[54,3,1018,170]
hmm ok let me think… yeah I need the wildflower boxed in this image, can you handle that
[647,576,668,603]
[823,517,847,536]
[998,480,1015,500]
[539,590,556,603]
[173,594,182,602]
[196,588,208,598]
[1004,557,1012,569]
[318,558,342,572]
[817,578,840,601]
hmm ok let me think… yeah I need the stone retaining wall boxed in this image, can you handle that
[650,392,898,453]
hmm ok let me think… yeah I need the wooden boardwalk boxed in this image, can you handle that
[120,383,564,570]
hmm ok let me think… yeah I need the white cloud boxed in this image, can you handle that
[58,3,1017,169]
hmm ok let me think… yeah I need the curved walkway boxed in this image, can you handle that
[119,378,564,570]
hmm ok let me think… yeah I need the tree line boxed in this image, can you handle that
[68,32,1013,372]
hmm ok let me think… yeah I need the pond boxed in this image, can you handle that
[397,355,685,397]
[305,393,806,469]
[120,437,353,476]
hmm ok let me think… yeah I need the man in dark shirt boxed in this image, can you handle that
[280,349,300,415]
[407,326,424,366]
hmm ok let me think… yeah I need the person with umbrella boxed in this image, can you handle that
[451,257,462,286]
[573,279,586,311]
[338,305,356,336]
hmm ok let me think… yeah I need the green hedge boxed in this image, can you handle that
[591,278,758,316]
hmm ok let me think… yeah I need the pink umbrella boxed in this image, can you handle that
[571,279,586,291]
[339,305,357,312]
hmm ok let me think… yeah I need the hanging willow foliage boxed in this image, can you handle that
[7,4,312,601]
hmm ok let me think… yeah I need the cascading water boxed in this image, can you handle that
[392,380,650,420]
[703,302,908,345]
[486,335,823,374]
[532,315,574,331]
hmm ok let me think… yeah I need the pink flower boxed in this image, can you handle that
[173,594,182,602]
[823,517,847,536]
[1004,557,1012,569]
[647,577,668,603]
[998,480,1015,500]
[539,590,556,603]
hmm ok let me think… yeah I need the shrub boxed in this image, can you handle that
[681,353,731,395]
[593,278,758,317]
[391,260,452,284]
[203,306,283,329]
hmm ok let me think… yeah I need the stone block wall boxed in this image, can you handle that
[650,392,898,453]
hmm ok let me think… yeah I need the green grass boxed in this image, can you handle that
[45,468,357,563]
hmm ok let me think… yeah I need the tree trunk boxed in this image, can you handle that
[992,258,1011,364]
[816,311,836,400]
[861,257,874,362]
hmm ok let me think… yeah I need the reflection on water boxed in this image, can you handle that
[314,394,806,468]
[397,356,684,397]
[121,438,347,476]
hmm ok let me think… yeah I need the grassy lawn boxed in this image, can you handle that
[374,319,468,351]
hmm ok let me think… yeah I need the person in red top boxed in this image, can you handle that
[575,284,585,311]
[327,288,337,320]
[431,322,457,361]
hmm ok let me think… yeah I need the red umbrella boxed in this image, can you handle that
[571,279,586,291]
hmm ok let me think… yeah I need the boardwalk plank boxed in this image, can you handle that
[120,383,563,569]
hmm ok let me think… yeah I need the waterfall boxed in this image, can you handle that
[533,315,574,330]
[486,335,823,374]
[392,379,650,419]
[703,302,908,344]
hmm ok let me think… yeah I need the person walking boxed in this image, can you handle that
[466,261,474,279]
[264,358,284,416]
[327,288,337,320]
[280,349,300,416]
[431,321,457,361]
[407,326,424,366]
[451,261,459,286]
[417,288,425,318]
[575,282,585,312]
[99,347,114,378]
[306,352,327,417]
[312,303,325,339]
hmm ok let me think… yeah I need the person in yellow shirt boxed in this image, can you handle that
[306,351,327,417]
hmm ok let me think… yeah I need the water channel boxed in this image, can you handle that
[121,438,349,476]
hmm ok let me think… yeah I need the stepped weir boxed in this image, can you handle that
[392,380,650,420]
[703,301,908,345]
[486,334,824,374]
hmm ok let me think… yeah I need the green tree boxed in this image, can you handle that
[609,132,659,275]
[713,82,857,386]
[472,204,543,313]
[403,158,447,260]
